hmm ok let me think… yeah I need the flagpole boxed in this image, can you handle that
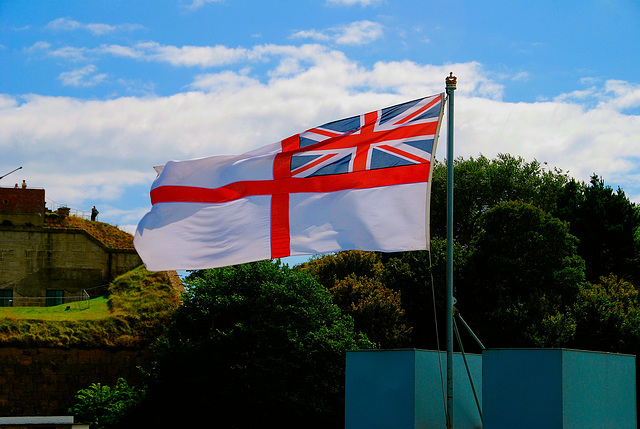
[445,72,457,429]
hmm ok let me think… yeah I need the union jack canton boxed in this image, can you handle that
[289,94,444,178]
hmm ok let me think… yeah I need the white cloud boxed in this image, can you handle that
[1,45,639,227]
[45,18,143,36]
[335,20,384,45]
[189,70,261,93]
[26,42,88,61]
[290,30,332,43]
[292,20,384,45]
[553,79,640,113]
[450,94,640,200]
[0,95,18,109]
[601,80,640,111]
[100,41,255,67]
[185,0,224,10]
[98,44,144,59]
[58,65,108,87]
[25,41,51,53]
[137,42,253,67]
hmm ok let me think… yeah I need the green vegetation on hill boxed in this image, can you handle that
[0,266,181,348]
[0,296,111,321]
[46,215,135,249]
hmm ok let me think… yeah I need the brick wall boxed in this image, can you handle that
[0,188,44,215]
[0,347,150,416]
[0,188,45,226]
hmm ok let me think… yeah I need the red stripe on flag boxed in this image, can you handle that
[291,153,336,176]
[150,163,431,205]
[376,144,427,163]
[395,94,442,125]
[307,127,342,138]
[269,135,299,258]
[271,193,290,258]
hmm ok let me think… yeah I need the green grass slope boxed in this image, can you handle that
[0,266,182,348]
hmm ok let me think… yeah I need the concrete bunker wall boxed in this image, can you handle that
[0,226,141,304]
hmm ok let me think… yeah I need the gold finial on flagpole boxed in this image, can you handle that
[445,72,457,89]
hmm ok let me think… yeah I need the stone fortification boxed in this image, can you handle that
[0,186,142,305]
[0,225,141,305]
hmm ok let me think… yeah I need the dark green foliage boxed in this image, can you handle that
[299,250,413,348]
[430,154,570,244]
[329,273,412,348]
[132,260,374,429]
[569,275,640,354]
[300,250,385,289]
[554,175,640,284]
[383,238,470,349]
[68,378,144,429]
[459,201,587,347]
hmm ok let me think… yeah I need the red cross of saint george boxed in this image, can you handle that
[149,94,442,259]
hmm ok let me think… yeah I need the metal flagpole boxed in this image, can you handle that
[445,72,457,429]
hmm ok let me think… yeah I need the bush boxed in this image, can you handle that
[68,378,144,429]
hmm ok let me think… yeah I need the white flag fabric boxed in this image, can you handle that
[134,94,445,271]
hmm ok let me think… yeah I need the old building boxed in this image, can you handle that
[0,186,141,307]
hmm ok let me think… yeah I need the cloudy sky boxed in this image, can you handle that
[1,0,639,237]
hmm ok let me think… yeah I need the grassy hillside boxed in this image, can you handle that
[0,296,111,321]
[46,214,135,249]
[0,266,182,348]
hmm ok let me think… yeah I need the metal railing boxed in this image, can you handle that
[45,197,91,220]
[0,284,109,308]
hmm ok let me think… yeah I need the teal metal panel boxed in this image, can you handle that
[483,349,636,429]
[345,349,482,429]
[562,349,636,428]
[345,349,416,429]
[483,349,563,428]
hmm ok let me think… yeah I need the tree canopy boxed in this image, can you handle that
[130,260,374,428]
[299,250,412,348]
[429,154,570,244]
[459,201,586,347]
[554,175,640,284]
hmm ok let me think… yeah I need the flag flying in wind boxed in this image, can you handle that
[134,94,445,271]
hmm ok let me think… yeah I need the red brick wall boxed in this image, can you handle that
[0,188,45,215]
[0,347,150,416]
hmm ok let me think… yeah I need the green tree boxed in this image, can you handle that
[383,237,471,350]
[459,201,586,347]
[330,274,412,348]
[300,250,385,288]
[554,175,640,284]
[570,274,640,354]
[130,260,374,429]
[68,378,144,429]
[299,250,412,348]
[430,154,569,244]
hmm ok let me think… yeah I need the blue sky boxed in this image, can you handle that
[1,0,639,240]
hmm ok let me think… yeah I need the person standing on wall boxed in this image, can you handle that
[91,206,99,221]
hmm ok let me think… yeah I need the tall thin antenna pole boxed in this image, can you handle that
[445,72,457,429]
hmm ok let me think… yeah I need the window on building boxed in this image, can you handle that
[46,290,64,307]
[0,290,12,307]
